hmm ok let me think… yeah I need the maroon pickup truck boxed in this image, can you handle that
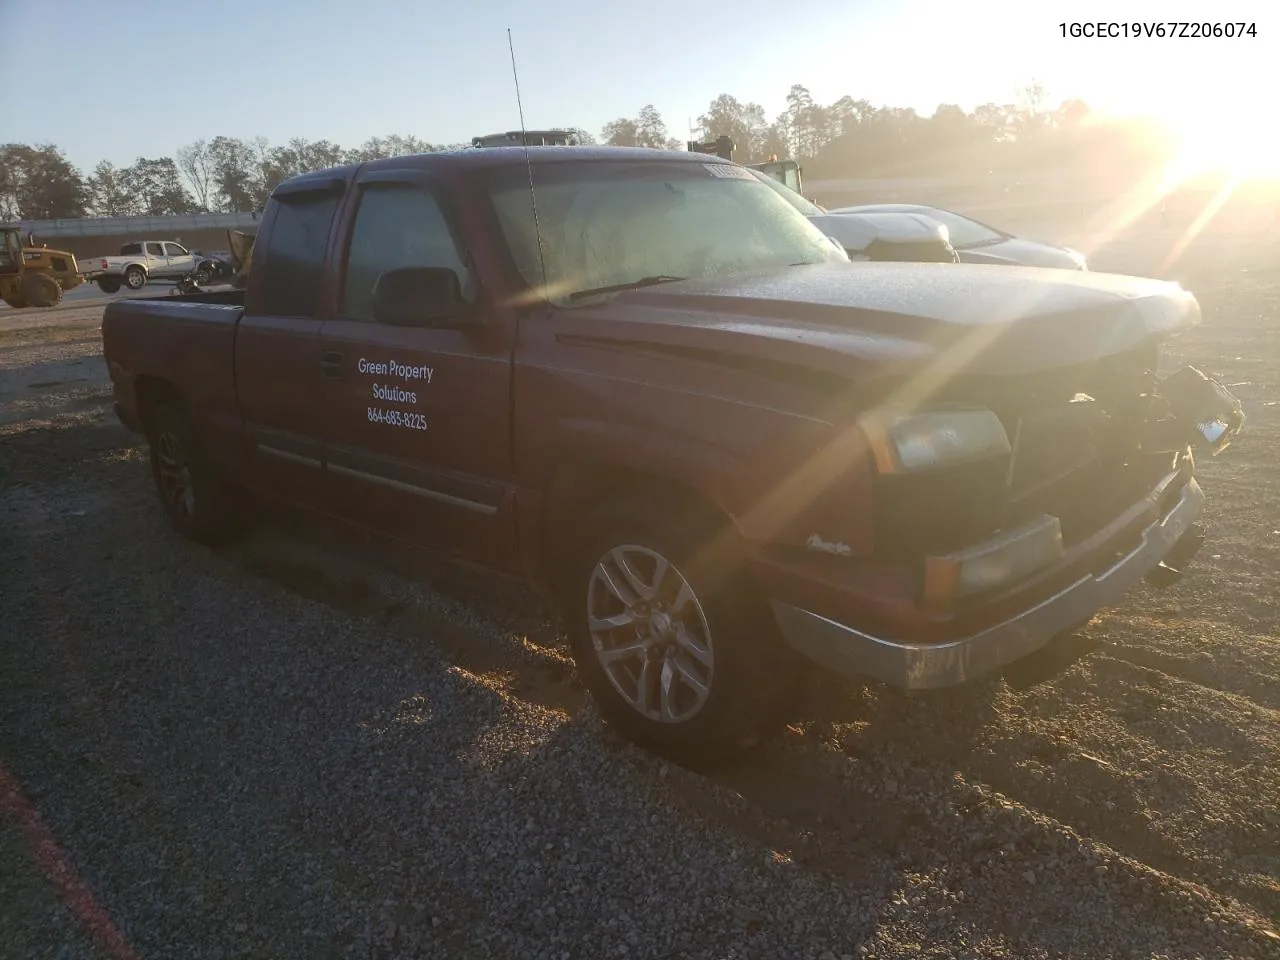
[102,146,1245,762]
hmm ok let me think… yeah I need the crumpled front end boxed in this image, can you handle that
[758,336,1246,688]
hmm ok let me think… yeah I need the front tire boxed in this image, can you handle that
[564,493,802,766]
[147,402,242,545]
[20,271,62,307]
[123,266,146,290]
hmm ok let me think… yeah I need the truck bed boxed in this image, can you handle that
[101,291,246,446]
[131,289,247,307]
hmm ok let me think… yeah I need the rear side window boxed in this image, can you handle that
[259,192,341,317]
[120,243,143,255]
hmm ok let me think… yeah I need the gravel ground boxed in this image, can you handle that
[2,221,1279,959]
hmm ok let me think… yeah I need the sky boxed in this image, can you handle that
[2,0,1275,174]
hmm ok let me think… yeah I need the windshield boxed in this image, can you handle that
[747,169,823,217]
[485,159,846,304]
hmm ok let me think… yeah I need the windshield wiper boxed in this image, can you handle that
[567,275,687,301]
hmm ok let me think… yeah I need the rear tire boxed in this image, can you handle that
[20,271,62,308]
[563,492,802,767]
[146,401,243,545]
[123,266,146,290]
[2,296,26,309]
[97,277,121,294]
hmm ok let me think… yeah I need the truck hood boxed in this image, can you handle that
[587,261,1198,381]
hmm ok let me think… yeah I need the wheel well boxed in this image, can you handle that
[134,376,180,436]
[540,459,734,596]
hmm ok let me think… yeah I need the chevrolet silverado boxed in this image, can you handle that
[101,147,1245,763]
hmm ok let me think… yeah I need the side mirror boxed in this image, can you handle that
[372,266,475,328]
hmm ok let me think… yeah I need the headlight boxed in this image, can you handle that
[861,408,1011,474]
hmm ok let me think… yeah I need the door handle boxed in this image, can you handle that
[319,350,344,380]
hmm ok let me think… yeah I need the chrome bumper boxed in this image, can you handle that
[769,474,1206,689]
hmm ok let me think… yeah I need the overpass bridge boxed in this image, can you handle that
[12,212,262,260]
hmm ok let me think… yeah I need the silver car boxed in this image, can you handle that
[830,203,1089,270]
[749,171,959,263]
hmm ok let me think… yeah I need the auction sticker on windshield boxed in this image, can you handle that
[703,163,755,180]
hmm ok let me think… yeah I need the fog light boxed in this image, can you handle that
[924,514,1064,609]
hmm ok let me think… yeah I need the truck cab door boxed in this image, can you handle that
[232,179,345,511]
[164,242,194,275]
[144,241,168,276]
[315,170,516,570]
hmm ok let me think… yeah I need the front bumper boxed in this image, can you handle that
[769,471,1205,689]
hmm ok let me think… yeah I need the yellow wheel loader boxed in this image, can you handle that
[686,137,806,198]
[0,226,86,309]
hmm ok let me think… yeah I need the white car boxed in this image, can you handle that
[830,204,1088,270]
[82,241,198,293]
[748,170,958,263]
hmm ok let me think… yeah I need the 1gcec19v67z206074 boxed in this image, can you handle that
[100,146,1245,765]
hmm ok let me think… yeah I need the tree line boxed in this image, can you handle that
[2,82,1177,221]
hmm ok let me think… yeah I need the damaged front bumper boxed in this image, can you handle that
[770,468,1206,689]
[768,363,1245,689]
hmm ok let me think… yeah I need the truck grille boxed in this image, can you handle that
[1001,399,1109,538]
[875,342,1174,560]
[992,344,1171,542]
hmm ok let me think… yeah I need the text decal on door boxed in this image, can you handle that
[358,357,434,432]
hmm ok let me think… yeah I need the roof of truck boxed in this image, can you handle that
[272,146,729,197]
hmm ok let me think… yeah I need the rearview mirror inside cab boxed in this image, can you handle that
[372,266,474,328]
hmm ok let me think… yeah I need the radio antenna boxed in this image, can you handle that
[507,27,549,301]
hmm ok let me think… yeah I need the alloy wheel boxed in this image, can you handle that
[586,544,715,723]
[155,430,195,520]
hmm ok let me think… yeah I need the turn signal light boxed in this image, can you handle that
[923,514,1064,609]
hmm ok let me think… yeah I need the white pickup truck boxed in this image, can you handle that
[81,241,197,293]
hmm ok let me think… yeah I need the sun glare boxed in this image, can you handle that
[1164,110,1280,180]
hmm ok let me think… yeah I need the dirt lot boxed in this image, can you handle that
[1,211,1278,959]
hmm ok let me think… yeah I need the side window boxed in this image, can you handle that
[258,192,341,317]
[120,243,143,255]
[164,242,188,257]
[146,242,165,256]
[340,184,471,321]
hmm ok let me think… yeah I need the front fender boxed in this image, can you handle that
[554,416,742,511]
[542,409,875,557]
